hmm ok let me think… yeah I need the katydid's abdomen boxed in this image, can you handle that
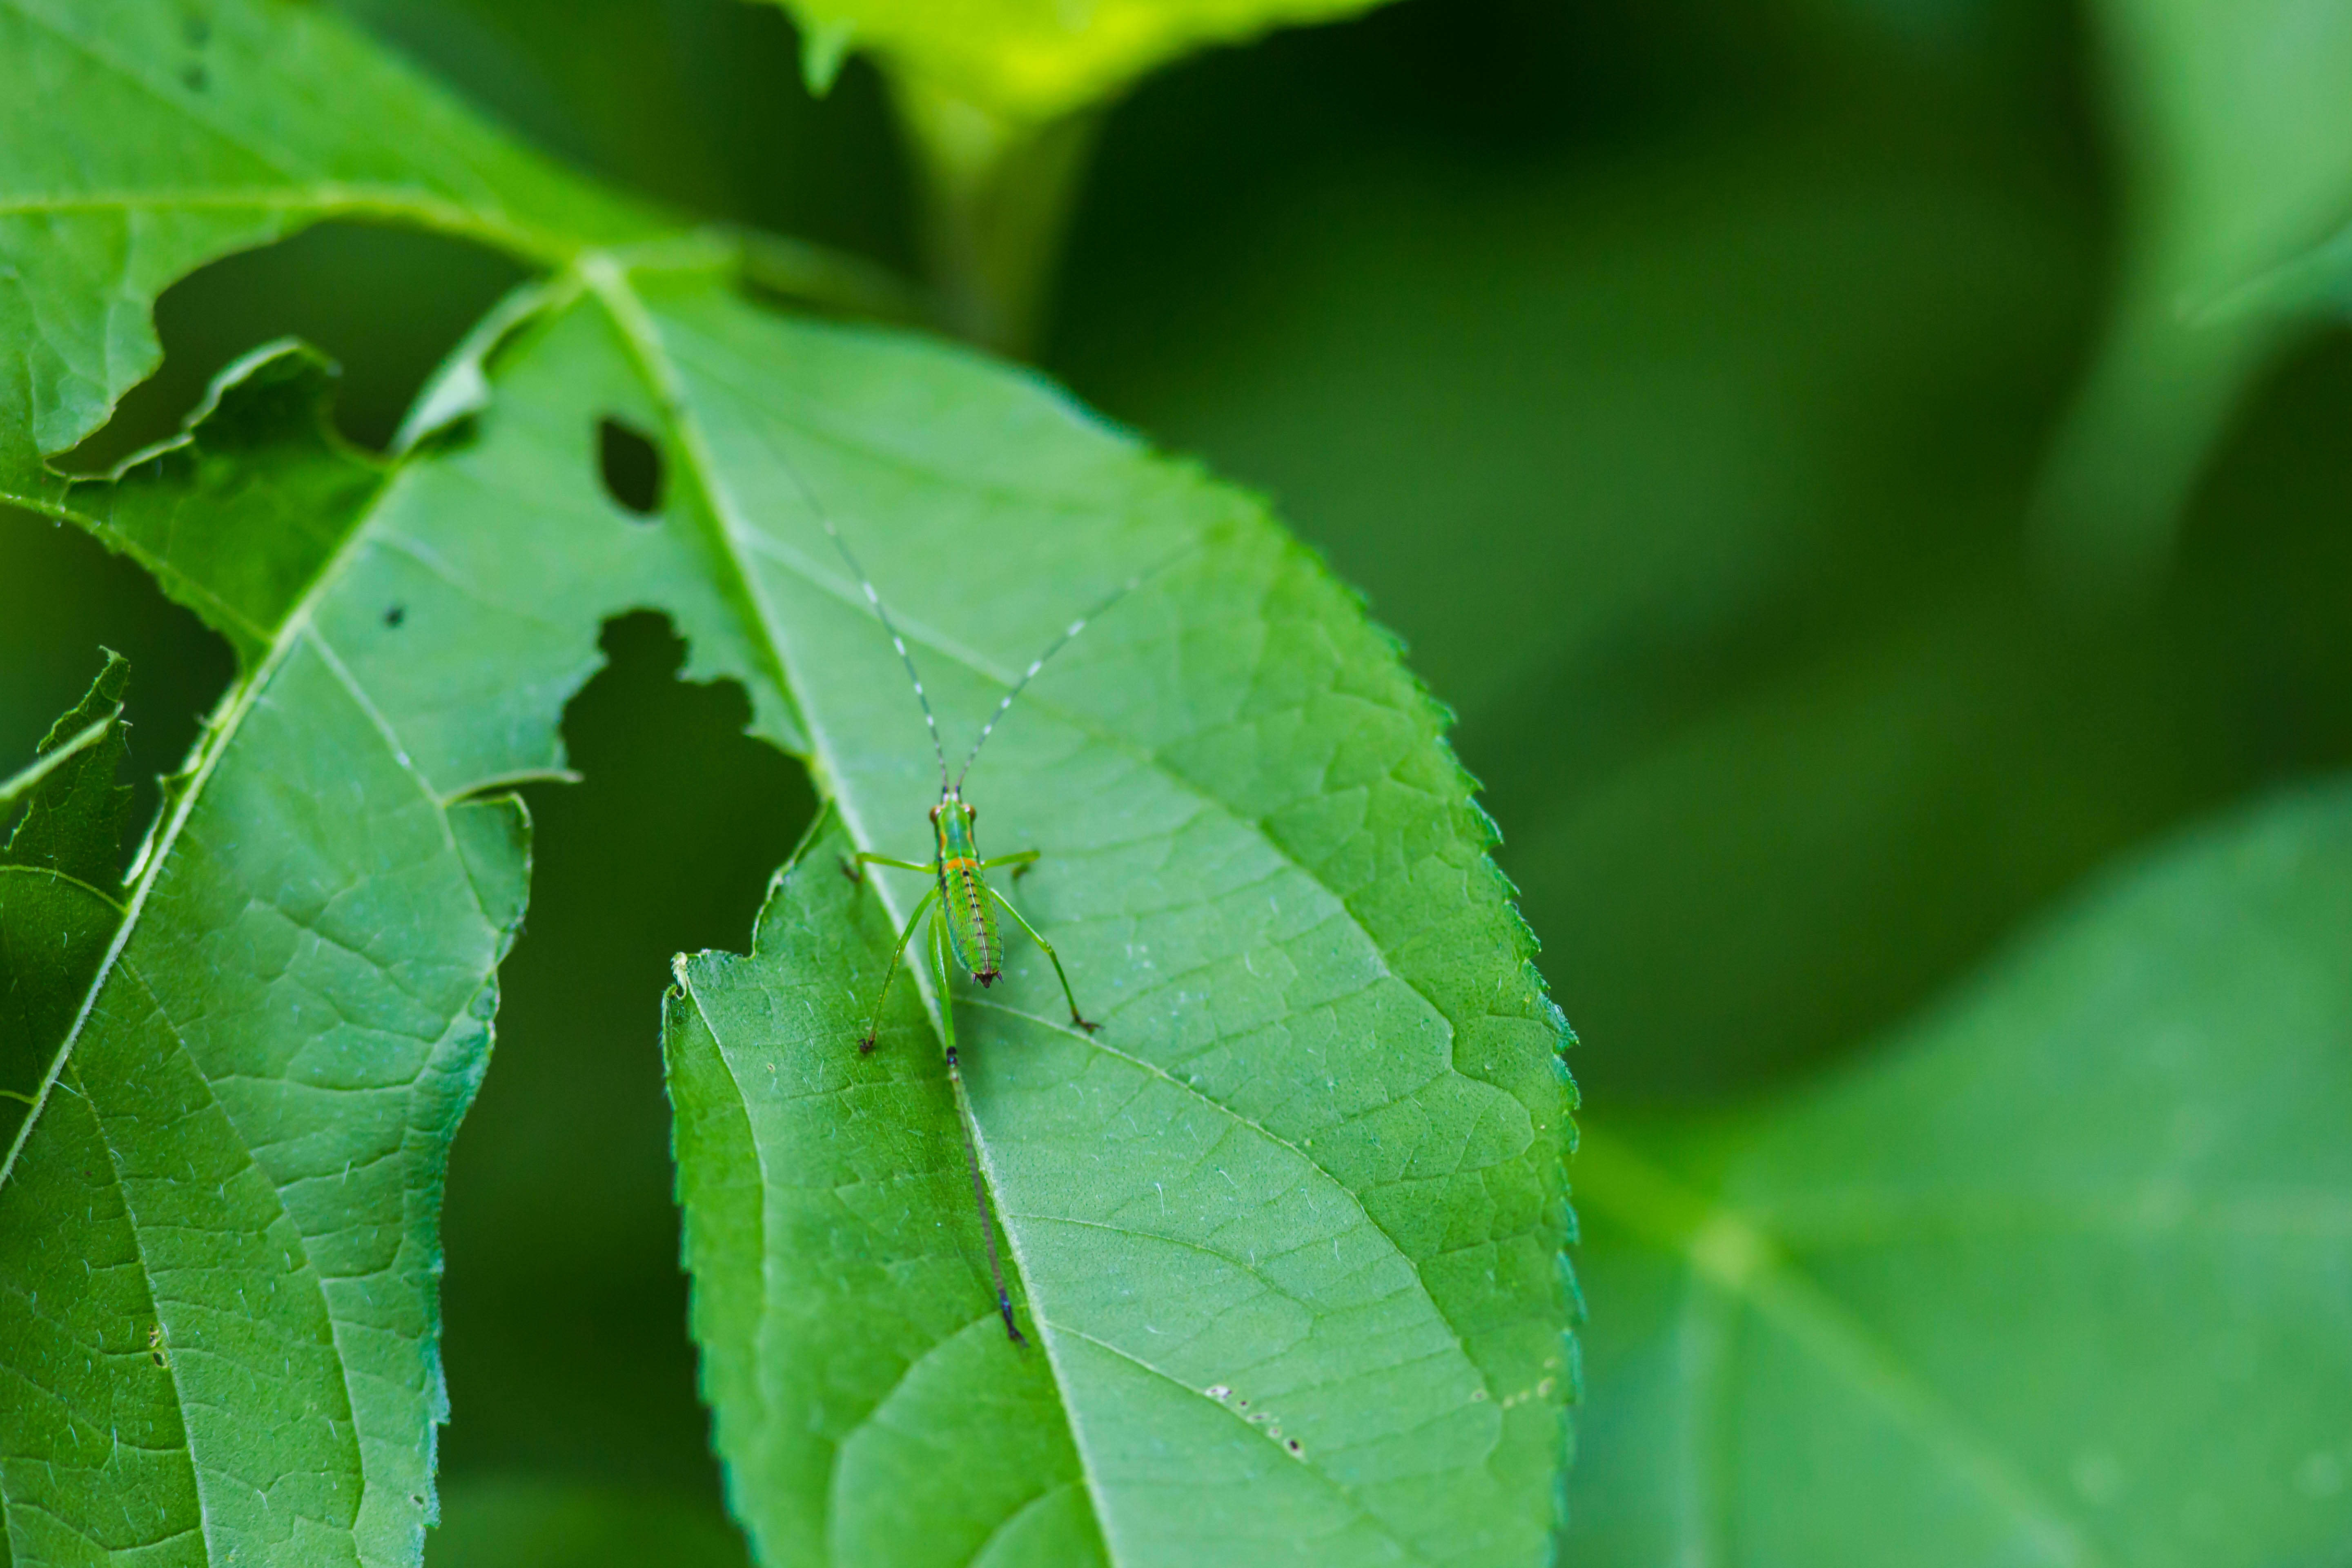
[934,801,1001,982]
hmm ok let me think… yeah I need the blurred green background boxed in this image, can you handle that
[4,0,2348,1557]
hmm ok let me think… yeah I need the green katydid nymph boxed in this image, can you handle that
[811,503,1157,1345]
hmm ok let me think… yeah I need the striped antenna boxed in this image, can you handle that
[953,545,1194,791]
[777,459,951,792]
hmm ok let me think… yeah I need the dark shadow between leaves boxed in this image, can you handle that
[434,610,813,1507]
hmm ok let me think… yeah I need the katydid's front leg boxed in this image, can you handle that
[842,850,935,883]
[934,915,1027,1345]
[858,886,939,1052]
[988,886,1100,1033]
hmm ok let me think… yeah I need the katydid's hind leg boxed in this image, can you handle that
[858,886,938,1053]
[936,920,1025,1345]
[988,887,1099,1034]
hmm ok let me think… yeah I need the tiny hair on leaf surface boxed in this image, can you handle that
[1567,782,2352,1566]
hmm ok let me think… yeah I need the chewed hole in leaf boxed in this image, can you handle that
[53,222,525,472]
[437,612,813,1479]
[597,417,664,519]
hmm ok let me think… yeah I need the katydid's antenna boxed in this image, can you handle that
[781,461,951,791]
[953,546,1195,791]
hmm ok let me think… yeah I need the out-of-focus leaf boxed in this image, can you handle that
[759,0,1398,122]
[426,1478,751,1568]
[2033,0,2352,585]
[2218,219,2352,321]
[0,0,659,500]
[1062,150,2091,730]
[1566,782,2352,1564]
[1063,144,2171,1098]
[1499,581,2236,1101]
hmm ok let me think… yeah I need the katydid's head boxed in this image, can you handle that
[931,786,979,860]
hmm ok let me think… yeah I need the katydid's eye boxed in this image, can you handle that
[929,805,940,822]
[966,804,977,821]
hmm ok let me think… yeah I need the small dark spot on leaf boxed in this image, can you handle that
[1286,1439,1304,1456]
[597,416,663,519]
[183,11,210,45]
[182,63,208,92]
[384,605,406,629]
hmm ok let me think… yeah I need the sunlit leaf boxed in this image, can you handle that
[762,0,1398,122]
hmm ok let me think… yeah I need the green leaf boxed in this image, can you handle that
[674,772,1569,1563]
[69,341,386,670]
[0,343,531,1567]
[1565,782,2352,1564]
[17,251,1571,1560]
[0,0,658,501]
[2034,0,2352,586]
[761,0,1401,123]
[410,259,1569,1562]
[0,653,130,1157]
[3,4,1573,1558]
[2,646,131,888]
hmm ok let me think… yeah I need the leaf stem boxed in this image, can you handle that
[887,77,1103,354]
